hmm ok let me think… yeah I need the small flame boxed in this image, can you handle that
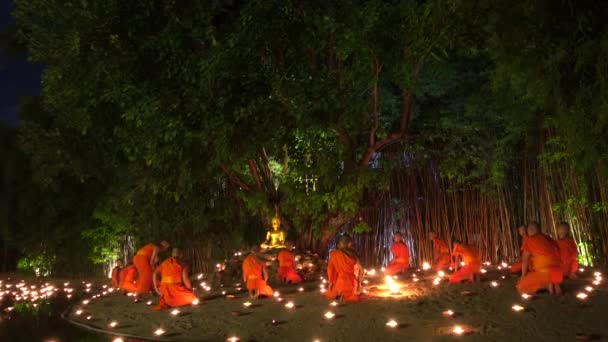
[438,271,445,277]
[154,328,165,336]
[577,292,588,300]
[422,262,431,270]
[324,311,335,319]
[491,281,499,287]
[108,321,118,328]
[170,309,180,316]
[585,286,593,293]
[453,326,465,335]
[330,301,339,307]
[285,301,295,309]
[385,275,400,294]
[443,310,454,316]
[521,294,531,299]
[243,301,252,307]
[512,304,525,312]
[386,319,399,328]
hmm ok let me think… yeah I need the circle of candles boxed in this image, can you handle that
[154,328,165,336]
[386,319,399,328]
[512,304,525,312]
[324,311,335,319]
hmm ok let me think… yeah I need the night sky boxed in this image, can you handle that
[0,0,42,127]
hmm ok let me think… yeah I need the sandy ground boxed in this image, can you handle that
[68,268,608,342]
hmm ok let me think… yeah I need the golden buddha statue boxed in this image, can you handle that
[261,215,286,249]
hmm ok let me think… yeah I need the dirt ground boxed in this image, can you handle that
[68,268,608,342]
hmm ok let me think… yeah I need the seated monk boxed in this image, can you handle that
[119,263,138,293]
[556,222,578,279]
[153,248,198,310]
[385,232,410,276]
[517,222,563,295]
[449,242,481,283]
[243,246,273,298]
[325,234,359,302]
[111,259,124,288]
[133,240,170,294]
[510,226,530,273]
[277,242,303,284]
[430,232,451,270]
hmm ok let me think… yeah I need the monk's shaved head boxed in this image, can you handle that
[558,222,570,238]
[116,259,124,267]
[517,225,527,237]
[160,240,170,251]
[527,221,540,236]
[394,231,403,242]
[337,234,352,249]
[172,248,182,258]
[251,245,262,254]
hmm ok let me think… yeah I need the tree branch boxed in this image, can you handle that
[220,164,252,192]
[248,159,264,192]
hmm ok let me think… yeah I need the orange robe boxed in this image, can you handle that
[516,234,563,294]
[133,243,155,294]
[510,237,530,273]
[242,255,273,297]
[154,257,198,310]
[120,265,138,293]
[111,266,122,288]
[556,237,578,277]
[385,241,410,275]
[277,250,303,284]
[449,243,481,283]
[325,249,359,302]
[432,238,451,270]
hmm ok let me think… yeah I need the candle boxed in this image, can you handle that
[453,326,465,335]
[86,315,92,320]
[442,310,454,317]
[324,311,335,319]
[146,300,153,305]
[491,281,499,287]
[171,309,180,316]
[112,338,124,342]
[422,262,431,270]
[75,309,83,315]
[108,321,118,328]
[154,328,165,336]
[592,280,600,286]
[285,301,295,309]
[192,299,200,305]
[226,337,240,342]
[521,293,531,299]
[381,267,386,272]
[585,286,593,292]
[243,301,252,307]
[576,292,588,300]
[511,304,525,312]
[386,319,399,328]
[480,269,487,274]
[501,262,508,268]
[438,271,445,277]
[273,291,280,298]
[433,278,440,286]
[368,269,376,276]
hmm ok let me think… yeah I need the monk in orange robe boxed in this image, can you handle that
[517,222,563,295]
[556,222,578,279]
[119,263,139,293]
[111,259,124,288]
[133,240,170,294]
[430,232,450,270]
[325,234,359,302]
[278,242,303,284]
[153,248,198,310]
[243,246,273,298]
[449,242,481,283]
[385,232,410,275]
[510,226,528,273]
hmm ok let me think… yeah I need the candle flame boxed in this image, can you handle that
[384,275,400,294]
[521,293,531,299]
[171,309,180,316]
[386,319,398,328]
[422,262,431,270]
[330,301,338,307]
[491,281,499,287]
[154,328,165,336]
[243,301,252,307]
[577,292,588,300]
[512,304,525,312]
[438,271,445,277]
[324,311,335,319]
[298,287,304,292]
[585,286,593,292]
[453,326,465,335]
[443,309,454,316]
[108,321,118,328]
[285,301,295,309]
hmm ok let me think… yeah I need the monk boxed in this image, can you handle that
[153,248,198,310]
[243,246,273,298]
[430,232,451,270]
[556,222,579,279]
[385,232,410,275]
[510,226,529,273]
[119,263,138,293]
[133,240,170,294]
[516,222,563,295]
[277,242,303,284]
[325,234,359,302]
[111,259,124,288]
[449,242,482,283]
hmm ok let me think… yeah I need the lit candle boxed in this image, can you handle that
[579,268,585,273]
[438,271,445,277]
[452,325,465,335]
[386,319,399,328]
[320,288,326,294]
[86,315,92,320]
[433,278,440,286]
[75,309,83,315]
[592,280,600,286]
[501,262,508,268]
[108,321,118,328]
[576,292,588,300]
[273,291,280,298]
[171,309,180,316]
[285,301,295,309]
[324,311,335,319]
[146,300,153,305]
[192,299,200,305]
[491,281,499,287]
[480,269,487,274]
[381,267,386,272]
[330,301,338,307]
[243,301,252,307]
[226,337,240,342]
[112,338,124,342]
[298,287,304,292]
[368,269,376,276]
[511,304,525,312]
[442,310,454,317]
[422,262,431,270]
[594,271,601,277]
[585,286,593,293]
[521,293,531,299]
[154,328,165,336]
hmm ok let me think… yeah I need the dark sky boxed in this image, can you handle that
[0,0,42,127]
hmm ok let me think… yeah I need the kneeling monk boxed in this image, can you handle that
[510,226,529,274]
[243,246,273,298]
[111,259,124,288]
[385,232,410,276]
[133,240,170,294]
[325,234,359,302]
[153,248,198,310]
[119,263,138,293]
[517,222,563,295]
[449,242,481,283]
[430,232,451,270]
[556,222,578,279]
[278,242,303,284]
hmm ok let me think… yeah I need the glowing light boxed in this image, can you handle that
[192,299,200,305]
[112,338,124,342]
[226,337,240,342]
[285,301,295,309]
[330,301,338,307]
[579,268,585,272]
[108,321,118,328]
[585,286,593,292]
[521,294,531,300]
[501,262,508,268]
[146,300,153,305]
[367,269,376,276]
[453,326,465,335]
[197,274,203,279]
[480,269,487,274]
[577,292,588,300]
[442,310,454,317]
[511,304,525,312]
[381,267,386,272]
[422,262,431,270]
[324,311,335,319]
[491,281,499,287]
[386,319,399,328]
[593,280,601,286]
[298,287,304,292]
[243,302,252,307]
[433,278,441,286]
[320,288,326,294]
[75,309,83,315]
[273,291,280,298]
[438,271,445,277]
[483,261,491,266]
[594,271,601,277]
[154,328,165,336]
[384,275,400,294]
[497,266,502,270]
[86,315,92,320]
[413,278,419,282]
